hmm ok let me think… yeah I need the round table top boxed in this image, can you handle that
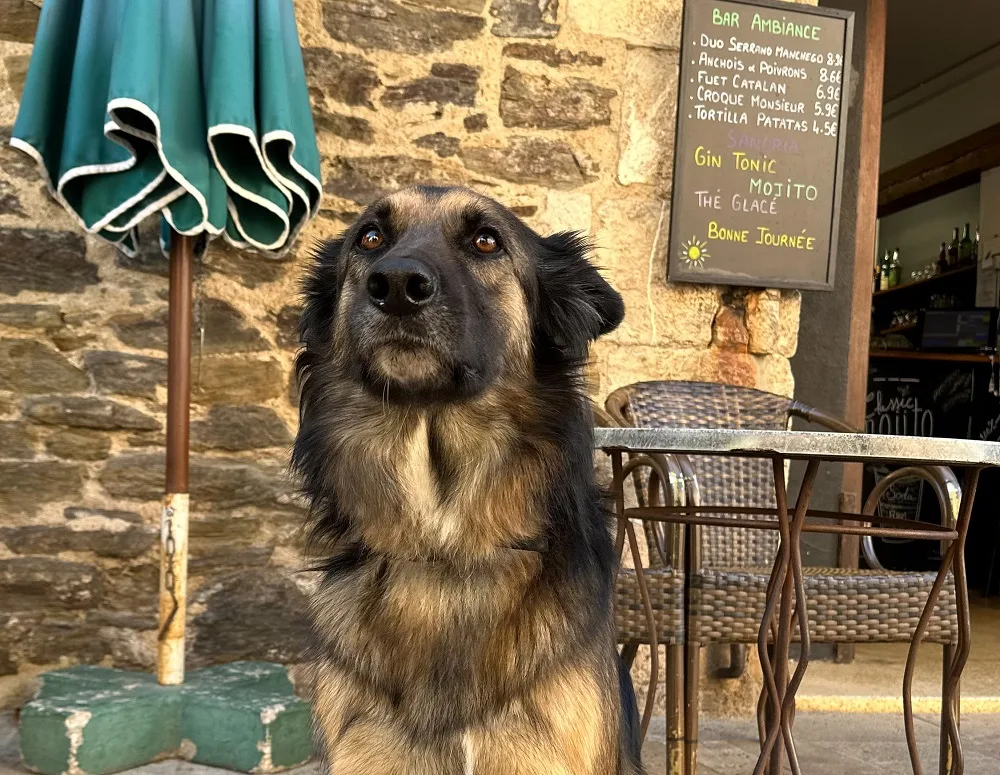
[594,426,1000,467]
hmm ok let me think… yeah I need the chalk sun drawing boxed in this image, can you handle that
[680,236,709,267]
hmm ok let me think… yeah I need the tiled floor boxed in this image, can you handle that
[3,709,999,774]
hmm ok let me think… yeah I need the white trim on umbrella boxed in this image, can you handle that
[107,97,224,239]
[261,127,322,247]
[10,109,320,256]
[207,122,291,252]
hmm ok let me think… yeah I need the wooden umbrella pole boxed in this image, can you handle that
[158,230,195,685]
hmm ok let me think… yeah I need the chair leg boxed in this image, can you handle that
[621,643,640,670]
[684,642,701,775]
[940,644,956,775]
[667,644,685,775]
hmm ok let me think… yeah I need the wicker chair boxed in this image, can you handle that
[605,381,961,775]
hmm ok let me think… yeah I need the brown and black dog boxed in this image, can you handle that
[292,185,642,774]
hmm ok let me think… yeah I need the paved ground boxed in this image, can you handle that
[3,709,999,773]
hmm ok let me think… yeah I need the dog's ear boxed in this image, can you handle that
[534,231,624,351]
[298,238,345,348]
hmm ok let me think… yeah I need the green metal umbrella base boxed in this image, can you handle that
[19,663,313,774]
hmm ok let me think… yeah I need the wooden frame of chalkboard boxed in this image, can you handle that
[667,0,854,291]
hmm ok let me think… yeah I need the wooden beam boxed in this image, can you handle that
[837,0,887,665]
[878,123,1000,217]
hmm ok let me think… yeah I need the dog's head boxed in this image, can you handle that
[299,185,623,405]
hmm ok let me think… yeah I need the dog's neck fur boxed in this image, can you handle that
[316,377,560,564]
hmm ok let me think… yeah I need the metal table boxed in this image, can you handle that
[596,427,1000,775]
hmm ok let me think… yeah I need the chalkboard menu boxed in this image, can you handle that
[668,0,854,290]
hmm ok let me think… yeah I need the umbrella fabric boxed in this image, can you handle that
[10,0,322,255]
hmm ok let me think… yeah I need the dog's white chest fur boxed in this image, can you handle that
[398,415,460,544]
[463,731,475,775]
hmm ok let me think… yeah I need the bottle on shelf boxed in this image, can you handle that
[873,252,881,293]
[879,249,891,290]
[889,248,902,286]
[974,225,981,262]
[959,223,973,264]
[938,242,949,275]
[948,226,960,268]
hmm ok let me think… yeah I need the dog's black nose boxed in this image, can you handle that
[366,257,438,315]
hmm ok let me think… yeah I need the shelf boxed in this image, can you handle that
[869,349,991,364]
[872,264,975,299]
[879,323,917,335]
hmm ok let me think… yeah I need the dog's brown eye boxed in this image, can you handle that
[359,228,383,250]
[473,230,500,254]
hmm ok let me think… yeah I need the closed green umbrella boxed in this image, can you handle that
[10,0,321,687]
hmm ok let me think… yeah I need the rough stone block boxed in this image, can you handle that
[190,405,293,452]
[84,351,167,400]
[313,107,375,144]
[618,48,678,187]
[0,303,63,330]
[0,520,155,559]
[323,0,484,54]
[0,461,85,515]
[776,291,802,358]
[382,63,480,110]
[190,356,286,404]
[745,290,782,355]
[0,557,102,610]
[0,420,34,458]
[0,229,96,295]
[25,396,160,431]
[0,126,42,182]
[19,663,310,774]
[0,0,40,42]
[500,67,615,130]
[459,136,593,188]
[463,113,488,132]
[100,453,297,510]
[275,305,301,349]
[568,0,681,48]
[204,242,292,289]
[4,52,29,98]
[712,303,750,352]
[302,48,380,109]
[415,132,461,158]
[489,0,559,38]
[44,429,113,461]
[408,0,486,12]
[324,155,439,206]
[502,43,604,68]
[191,572,312,667]
[0,178,26,217]
[0,339,89,394]
[112,299,267,354]
[755,354,795,397]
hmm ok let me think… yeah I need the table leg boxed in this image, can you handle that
[755,456,792,775]
[780,460,819,775]
[902,467,981,775]
[941,468,979,775]
[756,457,820,775]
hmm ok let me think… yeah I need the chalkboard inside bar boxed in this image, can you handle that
[668,0,854,290]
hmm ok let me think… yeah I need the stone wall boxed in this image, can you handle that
[0,0,808,706]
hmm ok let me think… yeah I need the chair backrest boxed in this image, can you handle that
[606,381,797,569]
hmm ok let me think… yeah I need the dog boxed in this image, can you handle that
[292,185,643,774]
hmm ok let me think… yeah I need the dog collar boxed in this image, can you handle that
[506,537,549,554]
